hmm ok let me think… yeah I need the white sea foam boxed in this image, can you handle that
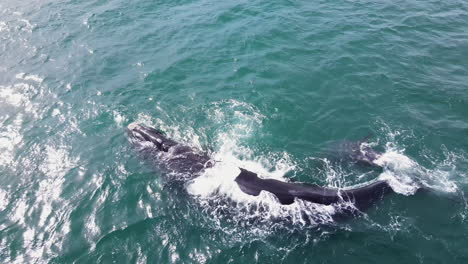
[375,150,421,195]
[0,83,34,109]
[0,188,8,210]
[0,113,23,168]
[0,21,7,32]
[375,140,458,195]
[187,150,337,227]
[113,110,126,127]
[23,74,43,83]
[182,100,337,227]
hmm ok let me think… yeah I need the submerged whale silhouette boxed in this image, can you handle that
[127,123,393,212]
[324,135,383,167]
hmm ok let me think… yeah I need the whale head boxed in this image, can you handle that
[127,123,176,152]
[127,123,212,177]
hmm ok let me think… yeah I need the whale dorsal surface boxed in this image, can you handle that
[234,168,393,210]
[235,168,340,205]
[127,123,212,178]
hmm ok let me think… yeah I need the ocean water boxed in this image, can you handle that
[1,0,468,263]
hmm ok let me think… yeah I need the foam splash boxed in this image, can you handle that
[182,100,339,227]
[0,188,8,211]
[0,114,23,168]
[187,150,337,227]
[375,141,458,195]
[375,151,421,195]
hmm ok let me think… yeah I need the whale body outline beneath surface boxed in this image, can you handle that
[127,123,394,213]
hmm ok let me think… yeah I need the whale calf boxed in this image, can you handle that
[326,135,383,167]
[127,123,393,212]
[338,140,382,166]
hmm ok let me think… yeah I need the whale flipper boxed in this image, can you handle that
[235,169,262,196]
[235,168,296,204]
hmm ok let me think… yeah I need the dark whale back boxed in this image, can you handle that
[235,168,393,211]
[235,169,341,205]
[128,124,212,178]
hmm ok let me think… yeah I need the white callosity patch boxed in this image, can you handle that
[132,112,204,151]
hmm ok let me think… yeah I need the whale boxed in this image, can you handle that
[235,168,392,212]
[127,123,393,212]
[127,123,213,181]
[325,136,383,167]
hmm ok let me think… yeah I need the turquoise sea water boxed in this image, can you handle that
[1,0,468,263]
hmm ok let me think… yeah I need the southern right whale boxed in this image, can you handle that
[235,168,392,212]
[127,123,394,213]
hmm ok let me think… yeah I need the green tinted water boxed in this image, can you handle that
[1,0,468,263]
